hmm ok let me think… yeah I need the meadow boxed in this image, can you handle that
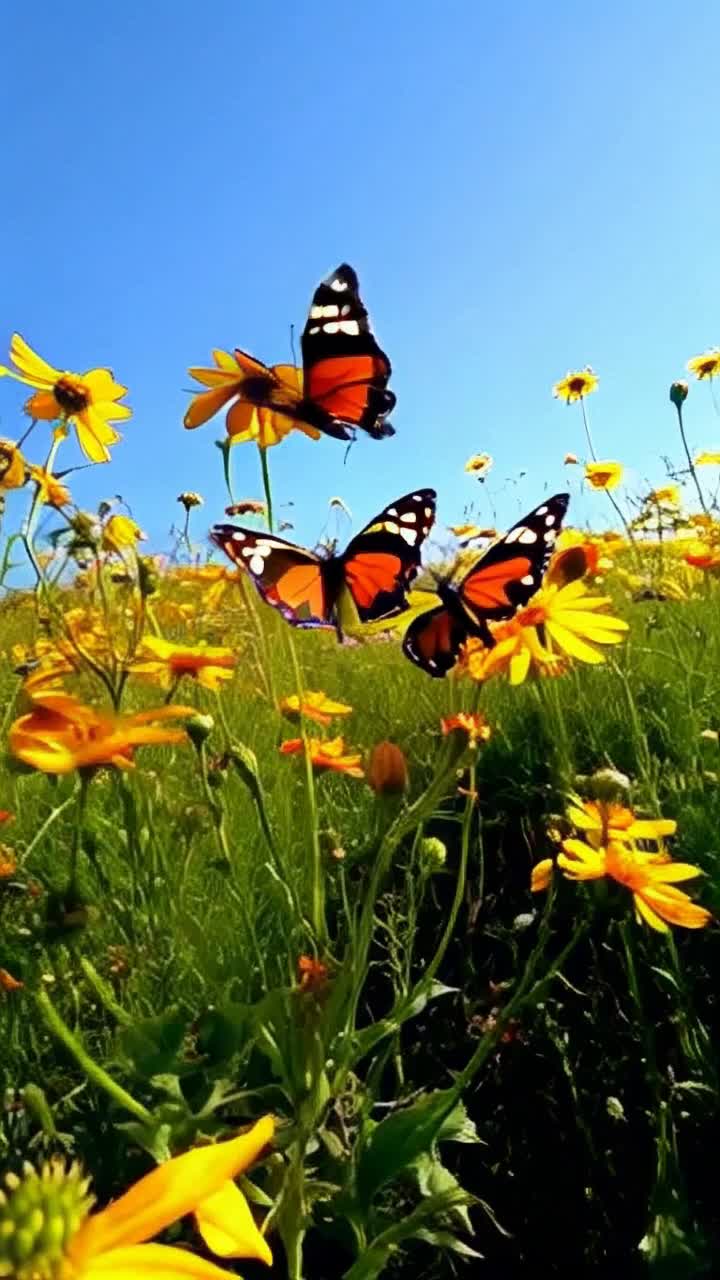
[1,334,720,1279]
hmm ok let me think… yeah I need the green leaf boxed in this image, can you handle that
[414,1227,484,1258]
[436,1098,480,1145]
[412,1153,473,1233]
[354,1088,459,1210]
[119,1008,188,1079]
[116,1119,173,1162]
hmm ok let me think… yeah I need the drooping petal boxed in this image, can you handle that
[184,384,239,430]
[195,1180,272,1264]
[509,645,532,685]
[634,893,670,933]
[225,398,258,439]
[9,334,60,386]
[639,885,711,929]
[82,1242,242,1279]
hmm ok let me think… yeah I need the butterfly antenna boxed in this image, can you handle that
[289,323,298,371]
[343,438,355,467]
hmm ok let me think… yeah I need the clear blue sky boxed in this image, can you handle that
[2,1,720,556]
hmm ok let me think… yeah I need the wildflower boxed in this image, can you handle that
[670,380,689,407]
[567,798,676,852]
[177,490,204,510]
[0,968,23,991]
[0,1117,274,1280]
[366,740,409,794]
[695,451,720,465]
[449,523,482,539]
[585,460,623,491]
[0,811,14,825]
[0,334,131,463]
[0,846,17,878]
[101,514,145,554]
[184,348,320,445]
[552,368,599,403]
[225,499,266,517]
[419,836,447,873]
[0,439,26,490]
[557,838,711,932]
[9,689,193,775]
[648,485,680,507]
[441,711,492,748]
[530,858,554,892]
[564,453,579,464]
[279,690,352,727]
[461,624,561,686]
[280,736,364,778]
[28,464,72,507]
[130,637,236,691]
[297,954,329,993]
[546,541,600,588]
[687,349,720,381]
[464,453,493,478]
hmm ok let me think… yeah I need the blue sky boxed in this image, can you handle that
[2,1,720,558]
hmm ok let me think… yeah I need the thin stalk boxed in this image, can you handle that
[286,633,325,943]
[675,402,708,515]
[19,786,79,868]
[259,445,274,532]
[580,397,597,461]
[68,774,90,894]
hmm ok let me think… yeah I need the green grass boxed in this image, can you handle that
[2,570,720,1277]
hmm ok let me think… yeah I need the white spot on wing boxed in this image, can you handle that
[521,574,535,586]
[323,322,340,334]
[341,304,351,316]
[322,304,339,318]
[338,319,360,336]
[536,505,548,516]
[385,521,399,534]
[544,529,557,544]
[400,528,417,545]
[400,511,417,524]
[387,507,398,516]
[308,325,321,334]
[424,506,433,518]
[232,531,245,541]
[506,527,523,543]
[518,529,538,545]
[330,277,348,291]
[310,305,323,319]
[545,514,556,527]
[249,554,266,574]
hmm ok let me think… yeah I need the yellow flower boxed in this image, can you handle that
[687,349,720,381]
[0,334,131,463]
[178,490,204,510]
[530,858,554,892]
[585,460,623,491]
[130,637,236,691]
[552,368,599,403]
[0,1116,274,1280]
[557,838,711,932]
[279,690,353,727]
[461,623,563,687]
[440,712,492,748]
[464,453,493,478]
[647,484,680,507]
[102,514,146,553]
[9,689,193,774]
[28,464,72,507]
[0,439,26,490]
[280,735,365,778]
[184,348,320,446]
[567,798,676,852]
[695,451,720,465]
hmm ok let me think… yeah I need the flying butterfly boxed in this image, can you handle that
[211,488,436,636]
[403,493,570,678]
[199,264,396,443]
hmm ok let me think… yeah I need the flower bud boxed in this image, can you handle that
[0,1159,94,1278]
[367,741,409,795]
[419,836,447,873]
[185,712,215,747]
[670,381,689,408]
[137,556,159,598]
[581,766,631,803]
[177,490,204,511]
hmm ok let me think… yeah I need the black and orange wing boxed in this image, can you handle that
[455,493,570,628]
[301,264,396,441]
[210,525,333,629]
[402,606,469,678]
[339,489,437,623]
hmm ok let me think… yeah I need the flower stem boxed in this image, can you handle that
[675,403,708,515]
[69,774,90,894]
[19,786,79,868]
[580,397,597,461]
[287,633,325,944]
[259,445,274,532]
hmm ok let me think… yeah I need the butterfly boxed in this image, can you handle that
[402,493,570,677]
[211,489,436,635]
[224,264,396,443]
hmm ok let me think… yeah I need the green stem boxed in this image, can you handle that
[286,633,324,943]
[676,403,708,514]
[35,989,151,1122]
[259,445,274,532]
[580,397,597,461]
[69,774,90,894]
[19,786,79,868]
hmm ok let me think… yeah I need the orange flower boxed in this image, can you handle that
[297,954,329,992]
[0,847,17,878]
[558,838,711,933]
[530,858,554,892]
[129,637,236,691]
[184,349,320,447]
[567,798,676,853]
[9,689,194,775]
[0,334,131,463]
[28,464,72,507]
[0,968,24,991]
[279,736,364,778]
[279,691,352,727]
[0,811,14,825]
[226,499,266,517]
[367,740,409,794]
[0,439,26,490]
[441,712,492,748]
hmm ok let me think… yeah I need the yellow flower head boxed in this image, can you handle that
[566,797,676,853]
[28,464,72,508]
[647,484,680,507]
[102,514,146,554]
[695,451,720,466]
[557,838,710,933]
[0,439,26,491]
[184,348,320,447]
[280,735,364,777]
[9,689,194,775]
[464,453,493,478]
[178,490,204,510]
[130,636,236,691]
[0,334,131,463]
[687,349,720,381]
[279,690,353,727]
[585,460,623,491]
[552,368,599,403]
[0,1116,274,1280]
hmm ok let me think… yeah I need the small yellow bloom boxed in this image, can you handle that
[440,712,492,748]
[279,690,353,727]
[585,460,623,491]
[557,838,710,932]
[530,858,554,892]
[464,453,493,478]
[178,490,204,510]
[28,464,72,507]
[280,735,365,778]
[647,485,680,507]
[552,368,599,403]
[695,451,720,465]
[9,689,193,775]
[567,798,676,853]
[184,348,320,447]
[0,334,131,463]
[102,514,146,553]
[0,438,26,491]
[687,349,720,381]
[130,636,236,691]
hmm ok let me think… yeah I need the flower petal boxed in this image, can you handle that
[545,620,605,664]
[195,1180,272,1265]
[9,334,60,386]
[83,1243,242,1280]
[184,385,238,430]
[634,893,670,932]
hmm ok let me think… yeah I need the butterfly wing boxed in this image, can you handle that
[210,525,333,629]
[402,606,469,678]
[456,493,570,627]
[339,489,437,623]
[301,264,396,440]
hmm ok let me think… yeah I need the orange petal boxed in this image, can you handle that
[225,398,258,438]
[195,1181,272,1264]
[184,385,237,430]
[25,390,62,420]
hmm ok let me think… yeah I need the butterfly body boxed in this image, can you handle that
[211,488,436,637]
[403,494,570,677]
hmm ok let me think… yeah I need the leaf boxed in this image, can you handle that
[436,1099,480,1145]
[412,1153,473,1233]
[196,1003,252,1067]
[414,1227,484,1258]
[119,1008,188,1079]
[354,1088,460,1210]
[350,981,457,1063]
[116,1119,173,1163]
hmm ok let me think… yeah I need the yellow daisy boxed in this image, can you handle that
[552,368,599,403]
[585,460,623,491]
[687,349,720,381]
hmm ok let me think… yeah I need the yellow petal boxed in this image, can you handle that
[646,861,704,883]
[226,399,258,438]
[509,645,531,685]
[9,333,59,386]
[634,893,670,932]
[83,1243,242,1279]
[195,1180,272,1265]
[83,368,129,404]
[72,1117,275,1258]
[184,385,238,430]
[545,620,605,664]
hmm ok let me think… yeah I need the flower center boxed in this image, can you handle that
[517,604,547,627]
[568,376,587,393]
[53,377,89,415]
